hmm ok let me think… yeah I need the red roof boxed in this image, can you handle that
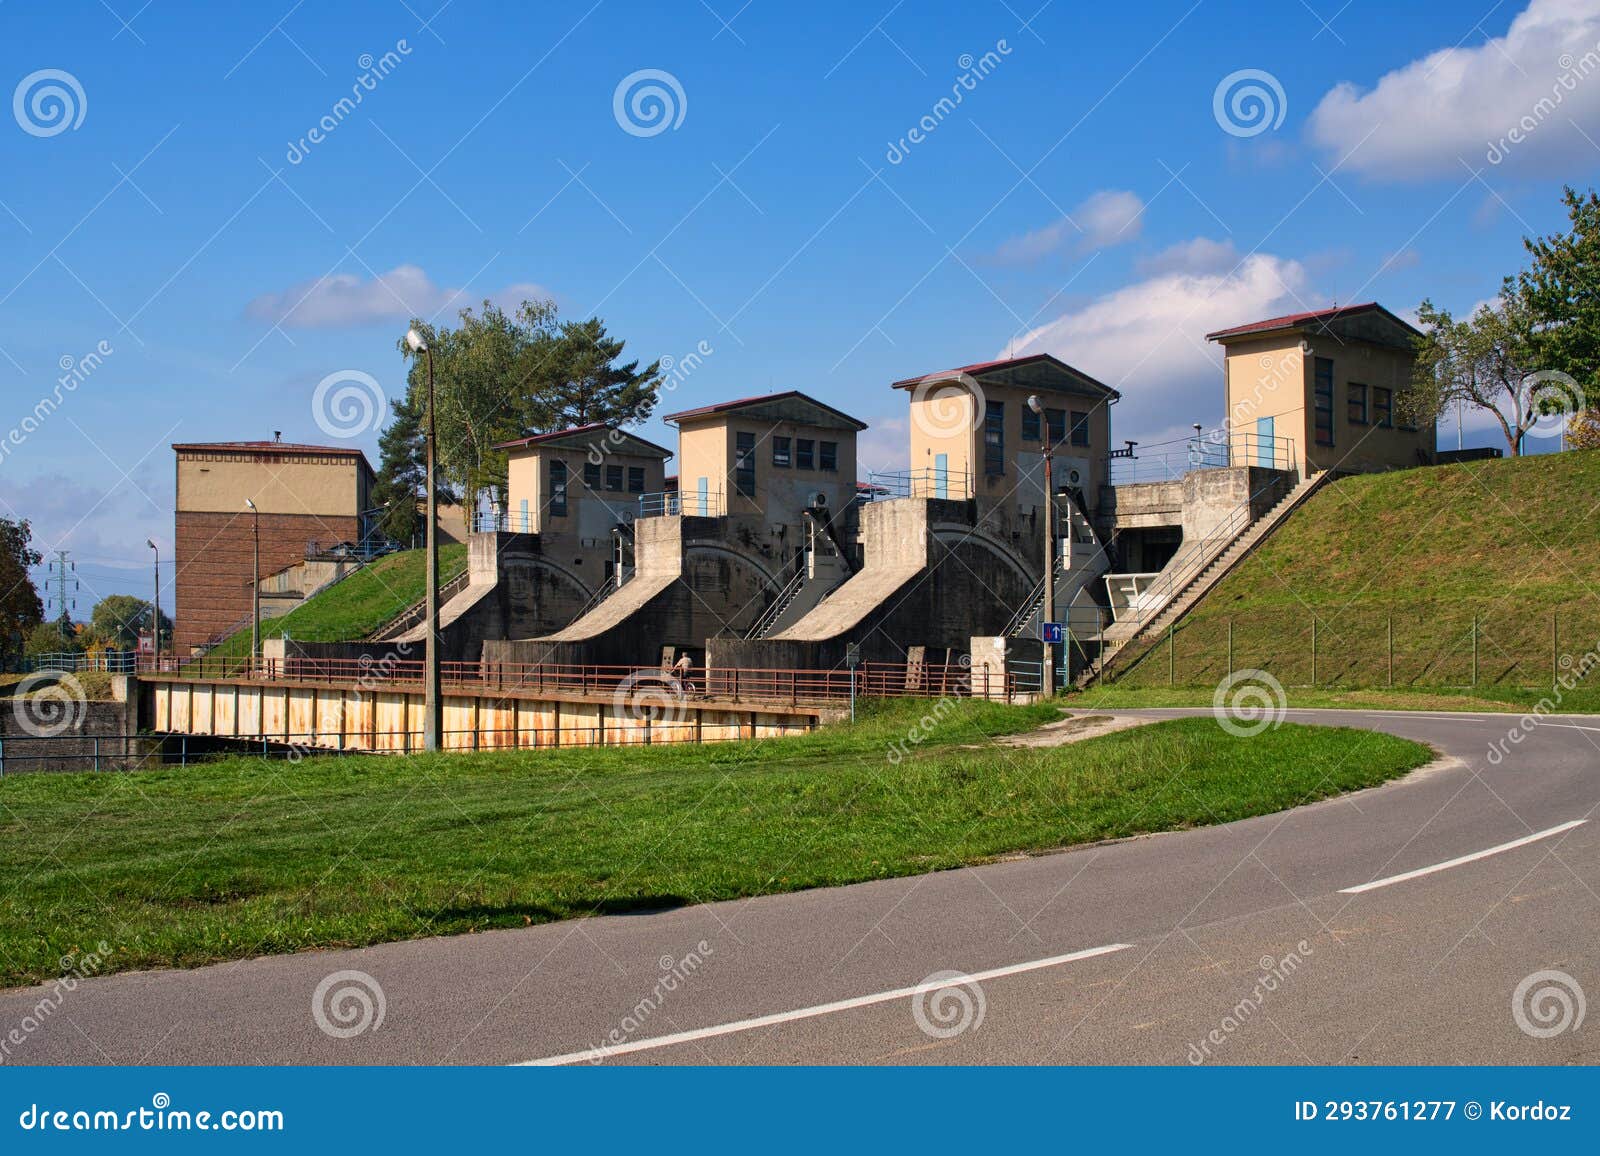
[172,440,373,472]
[1205,302,1419,342]
[663,390,867,431]
[891,352,1118,399]
[493,423,673,458]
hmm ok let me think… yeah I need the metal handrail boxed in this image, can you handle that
[368,568,473,640]
[639,489,724,517]
[863,468,976,501]
[745,566,807,640]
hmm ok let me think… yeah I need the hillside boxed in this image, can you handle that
[1108,450,1600,689]
[201,542,468,660]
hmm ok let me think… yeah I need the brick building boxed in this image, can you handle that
[172,439,375,653]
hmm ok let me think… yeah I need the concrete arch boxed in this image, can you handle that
[930,523,1034,586]
[683,540,784,591]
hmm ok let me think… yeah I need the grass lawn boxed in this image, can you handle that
[1073,683,1600,715]
[199,543,468,660]
[0,699,1430,987]
[1109,450,1600,690]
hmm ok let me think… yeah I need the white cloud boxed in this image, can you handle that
[1134,237,1240,276]
[1308,0,1600,178]
[246,264,551,329]
[990,189,1145,263]
[855,413,910,474]
[1007,249,1311,436]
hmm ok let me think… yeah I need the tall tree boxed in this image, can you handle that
[87,594,170,650]
[540,317,663,428]
[1513,186,1600,394]
[0,517,44,668]
[371,393,429,544]
[398,300,663,505]
[1405,292,1568,456]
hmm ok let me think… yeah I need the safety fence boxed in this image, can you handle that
[1107,609,1600,690]
[1106,429,1297,485]
[135,656,1017,706]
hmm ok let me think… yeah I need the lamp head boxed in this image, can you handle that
[405,328,428,353]
[1026,394,1043,414]
[244,498,257,511]
[146,538,156,551]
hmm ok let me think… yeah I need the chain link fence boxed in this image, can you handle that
[1108,609,1600,690]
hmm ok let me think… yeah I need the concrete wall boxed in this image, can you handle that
[140,675,820,752]
[1180,466,1293,540]
[0,685,146,773]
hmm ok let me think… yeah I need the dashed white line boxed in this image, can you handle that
[1339,820,1588,894]
[520,942,1134,1066]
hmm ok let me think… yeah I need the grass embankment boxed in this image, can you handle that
[0,699,1430,987]
[200,543,468,661]
[1,670,118,700]
[1110,450,1600,691]
[1075,684,1600,715]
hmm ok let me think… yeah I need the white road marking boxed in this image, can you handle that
[1339,820,1588,895]
[520,942,1133,1066]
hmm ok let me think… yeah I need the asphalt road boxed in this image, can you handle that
[2,708,1596,1066]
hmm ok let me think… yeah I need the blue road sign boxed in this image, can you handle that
[1041,622,1064,644]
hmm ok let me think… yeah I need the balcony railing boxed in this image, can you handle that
[861,468,976,501]
[639,489,725,518]
[1106,429,1296,484]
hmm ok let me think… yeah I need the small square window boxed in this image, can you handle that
[549,460,568,517]
[605,464,623,491]
[819,441,838,472]
[735,431,757,496]
[627,466,645,493]
[1021,408,1040,442]
[1069,410,1090,448]
[772,436,791,468]
[1373,386,1393,428]
[583,461,601,489]
[796,438,814,470]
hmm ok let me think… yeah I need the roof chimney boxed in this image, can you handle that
[273,431,282,442]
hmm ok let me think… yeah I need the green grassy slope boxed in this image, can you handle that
[201,543,468,659]
[0,699,1429,985]
[1110,450,1600,689]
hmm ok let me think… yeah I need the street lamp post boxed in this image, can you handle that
[1028,395,1055,697]
[406,327,443,752]
[245,498,261,665]
[146,539,160,670]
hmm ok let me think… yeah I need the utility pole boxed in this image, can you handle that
[48,551,77,638]
[407,328,443,752]
[1027,395,1055,696]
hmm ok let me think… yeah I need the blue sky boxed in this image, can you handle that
[4,0,1599,604]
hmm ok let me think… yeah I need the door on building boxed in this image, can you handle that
[696,476,709,516]
[1256,416,1275,469]
[934,453,949,499]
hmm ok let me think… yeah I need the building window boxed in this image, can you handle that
[1069,410,1090,448]
[819,440,838,472]
[735,431,757,496]
[549,459,567,517]
[605,464,623,491]
[1313,357,1335,447]
[1347,383,1368,425]
[627,466,645,493]
[1374,386,1393,428]
[1022,407,1040,442]
[984,401,1006,475]
[583,461,601,489]
[772,436,791,468]
[1045,408,1065,445]
[796,438,814,470]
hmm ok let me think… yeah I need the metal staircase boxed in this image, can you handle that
[744,567,807,640]
[367,568,472,641]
